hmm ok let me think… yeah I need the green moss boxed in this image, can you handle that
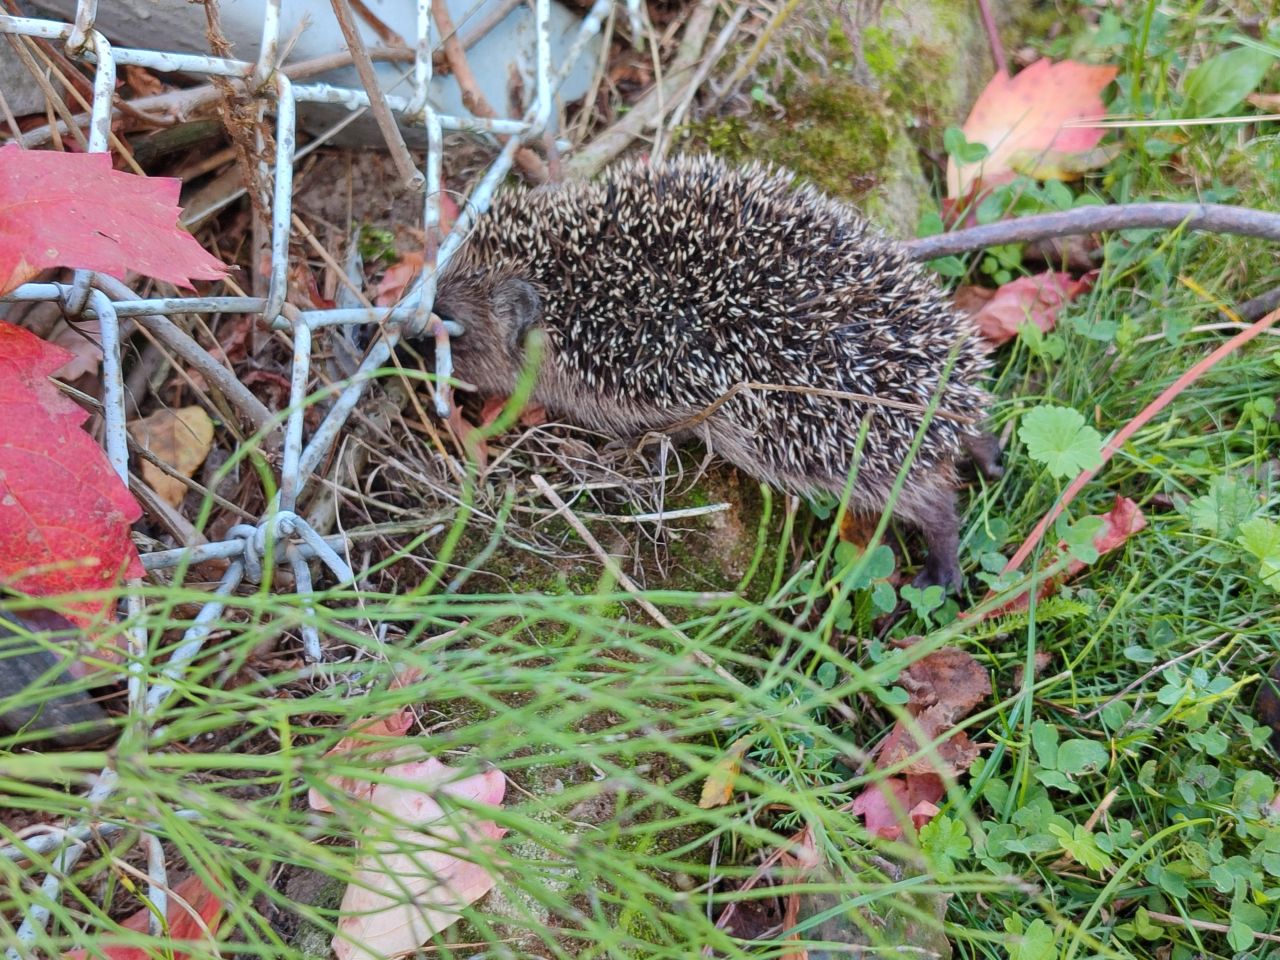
[685,77,896,204]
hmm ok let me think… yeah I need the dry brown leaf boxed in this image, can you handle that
[853,647,989,839]
[953,285,997,319]
[876,705,980,778]
[699,736,753,809]
[1247,92,1280,111]
[967,271,1095,345]
[900,648,990,723]
[123,64,164,96]
[49,320,103,381]
[128,405,215,507]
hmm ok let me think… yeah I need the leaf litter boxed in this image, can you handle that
[309,680,508,960]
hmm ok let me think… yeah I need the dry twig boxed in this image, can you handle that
[905,202,1280,261]
[566,0,718,179]
[432,0,548,183]
[531,474,741,687]
[329,0,423,190]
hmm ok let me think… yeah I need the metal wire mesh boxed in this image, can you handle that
[0,0,618,947]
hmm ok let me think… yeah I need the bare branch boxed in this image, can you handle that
[905,202,1280,261]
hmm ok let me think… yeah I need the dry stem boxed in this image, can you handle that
[531,474,741,688]
[906,202,1280,261]
[432,0,549,183]
[329,0,423,190]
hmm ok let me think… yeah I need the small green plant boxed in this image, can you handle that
[1018,404,1104,479]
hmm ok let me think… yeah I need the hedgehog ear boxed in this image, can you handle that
[493,278,542,350]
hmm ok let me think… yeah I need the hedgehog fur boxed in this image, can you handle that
[431,154,994,589]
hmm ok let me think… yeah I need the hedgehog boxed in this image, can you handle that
[429,154,997,590]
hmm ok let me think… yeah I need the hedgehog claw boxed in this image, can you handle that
[912,555,963,595]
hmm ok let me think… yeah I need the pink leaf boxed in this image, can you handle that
[988,495,1147,618]
[966,271,1094,345]
[309,697,506,960]
[852,775,945,841]
[947,59,1118,197]
[329,760,507,960]
[63,875,223,960]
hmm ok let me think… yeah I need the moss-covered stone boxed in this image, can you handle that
[682,0,1029,236]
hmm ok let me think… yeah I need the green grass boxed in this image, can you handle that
[5,3,1280,959]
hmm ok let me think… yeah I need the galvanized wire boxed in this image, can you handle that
[0,0,616,948]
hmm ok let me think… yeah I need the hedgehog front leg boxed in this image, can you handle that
[901,484,964,593]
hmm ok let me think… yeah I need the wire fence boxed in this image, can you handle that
[0,0,620,949]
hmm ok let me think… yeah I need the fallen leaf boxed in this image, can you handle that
[372,200,461,307]
[308,670,424,807]
[947,59,1119,197]
[1247,92,1280,111]
[123,65,165,97]
[699,736,754,809]
[1010,143,1125,181]
[129,406,215,507]
[837,510,883,549]
[0,145,229,294]
[987,495,1146,618]
[0,323,142,630]
[852,774,945,841]
[310,694,506,960]
[953,285,996,317]
[878,705,982,778]
[777,824,819,960]
[899,647,991,723]
[328,759,507,960]
[375,251,424,307]
[966,271,1094,345]
[63,874,223,960]
[478,395,548,429]
[49,320,103,380]
[0,608,108,742]
[853,646,989,839]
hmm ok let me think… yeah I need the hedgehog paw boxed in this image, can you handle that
[913,553,963,595]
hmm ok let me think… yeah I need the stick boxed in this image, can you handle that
[904,202,1280,261]
[975,0,1007,75]
[1239,284,1280,322]
[432,0,549,183]
[565,0,717,179]
[1145,911,1280,945]
[329,0,423,191]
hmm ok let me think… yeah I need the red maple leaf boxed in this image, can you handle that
[947,59,1118,197]
[0,322,143,628]
[0,145,228,294]
[63,874,224,960]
